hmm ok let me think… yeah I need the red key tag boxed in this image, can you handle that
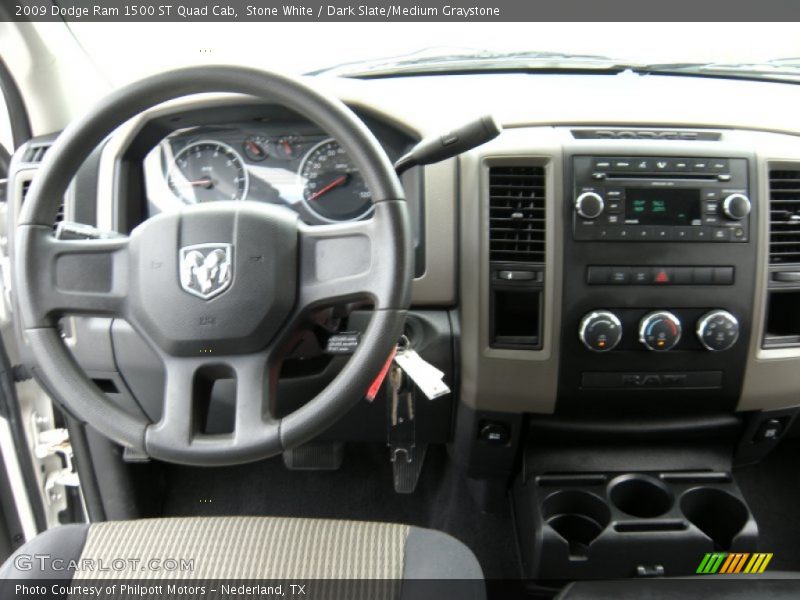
[365,346,397,402]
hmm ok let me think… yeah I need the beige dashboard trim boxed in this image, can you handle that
[459,128,563,414]
[739,158,800,411]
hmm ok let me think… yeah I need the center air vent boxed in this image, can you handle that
[769,169,800,264]
[488,166,546,263]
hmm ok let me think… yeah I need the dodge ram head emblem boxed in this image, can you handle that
[179,243,233,300]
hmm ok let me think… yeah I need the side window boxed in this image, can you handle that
[0,91,11,177]
[0,91,10,149]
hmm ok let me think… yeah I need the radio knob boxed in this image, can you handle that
[722,193,751,220]
[579,310,622,352]
[639,311,682,351]
[575,192,605,219]
[697,310,739,352]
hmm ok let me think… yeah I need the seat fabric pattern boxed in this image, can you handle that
[73,516,410,581]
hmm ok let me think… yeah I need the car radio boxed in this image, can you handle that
[572,156,751,242]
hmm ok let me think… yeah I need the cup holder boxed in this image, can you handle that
[681,487,749,550]
[608,474,673,518]
[541,490,611,557]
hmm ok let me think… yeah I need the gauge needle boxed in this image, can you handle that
[186,178,214,189]
[281,139,293,158]
[245,140,264,157]
[308,174,348,201]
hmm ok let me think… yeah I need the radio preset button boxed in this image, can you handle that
[671,227,692,241]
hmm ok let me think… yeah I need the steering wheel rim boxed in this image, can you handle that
[14,66,412,466]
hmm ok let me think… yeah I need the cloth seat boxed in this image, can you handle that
[0,516,484,599]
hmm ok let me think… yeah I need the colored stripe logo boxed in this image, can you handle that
[697,552,773,574]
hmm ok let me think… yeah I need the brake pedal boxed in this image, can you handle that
[282,441,343,471]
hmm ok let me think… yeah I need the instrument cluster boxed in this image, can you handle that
[144,123,374,224]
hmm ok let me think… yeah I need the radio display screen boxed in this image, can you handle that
[625,188,701,225]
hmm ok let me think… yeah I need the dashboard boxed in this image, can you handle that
[10,71,800,436]
[144,123,375,225]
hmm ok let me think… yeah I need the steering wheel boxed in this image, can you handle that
[14,67,412,466]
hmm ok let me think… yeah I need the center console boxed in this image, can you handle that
[558,152,758,415]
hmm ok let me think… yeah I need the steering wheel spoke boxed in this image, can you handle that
[298,200,412,311]
[146,351,280,464]
[16,225,129,326]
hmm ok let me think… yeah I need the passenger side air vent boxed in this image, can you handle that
[571,129,721,141]
[769,169,800,264]
[487,164,546,350]
[488,166,546,263]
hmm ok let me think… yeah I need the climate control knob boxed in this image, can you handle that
[697,310,739,352]
[722,193,751,220]
[579,310,622,352]
[639,311,682,351]
[575,192,605,219]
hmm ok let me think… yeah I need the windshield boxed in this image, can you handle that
[68,22,800,84]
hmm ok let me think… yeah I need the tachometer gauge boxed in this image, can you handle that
[242,135,269,162]
[299,139,373,222]
[167,141,249,204]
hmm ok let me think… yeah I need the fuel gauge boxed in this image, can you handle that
[242,135,269,162]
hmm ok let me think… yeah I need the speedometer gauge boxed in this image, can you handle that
[167,141,249,204]
[299,139,373,222]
